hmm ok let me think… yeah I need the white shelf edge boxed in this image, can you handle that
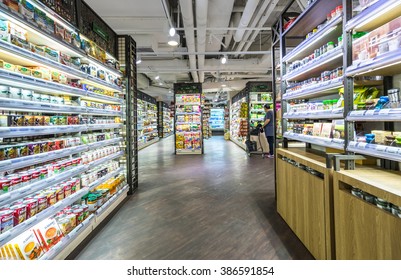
[283,78,344,100]
[283,47,343,81]
[348,141,401,162]
[284,111,344,120]
[284,132,345,150]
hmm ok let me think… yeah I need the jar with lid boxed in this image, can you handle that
[375,198,391,212]
[351,187,363,199]
[338,35,343,46]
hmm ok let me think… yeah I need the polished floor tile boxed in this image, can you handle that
[74,136,314,260]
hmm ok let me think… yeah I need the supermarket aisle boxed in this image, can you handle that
[74,136,313,260]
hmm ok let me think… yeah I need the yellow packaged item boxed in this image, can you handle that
[10,230,44,260]
[0,60,15,71]
[16,65,31,76]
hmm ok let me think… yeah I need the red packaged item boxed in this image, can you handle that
[24,199,38,219]
[36,194,48,213]
[10,204,27,226]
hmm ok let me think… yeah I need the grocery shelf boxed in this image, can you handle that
[175,112,201,115]
[95,184,129,220]
[347,108,401,122]
[283,15,343,63]
[282,0,342,38]
[87,151,124,170]
[0,5,122,79]
[175,103,201,106]
[283,47,343,82]
[138,138,159,150]
[0,138,121,173]
[84,76,123,93]
[87,137,122,150]
[0,187,89,247]
[87,123,122,131]
[284,109,344,120]
[283,132,345,150]
[0,97,122,116]
[346,48,401,77]
[0,68,123,104]
[345,0,401,32]
[176,122,201,125]
[40,215,95,260]
[283,78,343,100]
[348,141,401,162]
[88,167,124,191]
[0,165,87,207]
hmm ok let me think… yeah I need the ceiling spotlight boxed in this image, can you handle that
[222,84,227,87]
[169,27,176,36]
[168,33,180,46]
[159,82,163,86]
[136,54,142,64]
[221,55,227,64]
[155,75,160,80]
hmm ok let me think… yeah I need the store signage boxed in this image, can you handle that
[93,22,109,42]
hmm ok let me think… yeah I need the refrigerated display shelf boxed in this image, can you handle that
[348,141,401,162]
[175,112,201,115]
[283,132,345,150]
[0,4,122,78]
[0,137,122,173]
[0,68,123,105]
[87,151,124,170]
[0,186,89,246]
[0,97,122,116]
[0,123,122,138]
[283,15,343,63]
[283,47,343,82]
[175,102,201,106]
[284,109,344,120]
[345,0,401,32]
[346,48,401,77]
[283,78,344,100]
[176,149,202,155]
[176,122,201,125]
[138,138,159,150]
[0,165,86,206]
[347,108,401,122]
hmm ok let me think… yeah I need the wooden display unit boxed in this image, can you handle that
[276,148,335,259]
[333,168,401,259]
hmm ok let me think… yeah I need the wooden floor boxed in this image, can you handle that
[74,136,314,260]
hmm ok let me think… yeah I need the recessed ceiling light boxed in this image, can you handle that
[221,55,227,64]
[169,27,176,36]
[222,84,227,87]
[155,75,160,80]
[168,34,180,46]
[159,82,163,86]
[136,54,142,64]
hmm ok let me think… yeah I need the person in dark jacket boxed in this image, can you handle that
[262,104,274,158]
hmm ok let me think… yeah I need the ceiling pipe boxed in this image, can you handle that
[233,0,260,42]
[239,1,279,56]
[235,0,271,54]
[196,0,208,83]
[224,12,241,51]
[179,0,199,82]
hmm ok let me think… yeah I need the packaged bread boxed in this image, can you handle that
[31,67,51,80]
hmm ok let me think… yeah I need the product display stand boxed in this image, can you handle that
[137,91,159,150]
[202,94,212,139]
[157,101,172,138]
[229,90,248,150]
[273,0,401,260]
[0,1,137,260]
[174,83,204,155]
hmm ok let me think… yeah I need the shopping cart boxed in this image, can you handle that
[245,125,268,158]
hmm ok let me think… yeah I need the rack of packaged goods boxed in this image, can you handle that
[224,106,230,132]
[157,101,172,138]
[331,0,401,260]
[137,92,159,150]
[273,0,348,260]
[209,108,225,131]
[174,83,203,155]
[202,95,211,139]
[0,2,130,260]
[247,82,273,130]
[230,90,248,150]
[281,0,345,152]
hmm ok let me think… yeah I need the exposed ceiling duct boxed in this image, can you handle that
[224,12,241,51]
[233,0,259,42]
[179,0,199,82]
[195,0,208,83]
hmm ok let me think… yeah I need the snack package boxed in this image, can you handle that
[45,16,54,34]
[54,23,65,40]
[0,20,10,43]
[16,65,31,76]
[4,0,19,12]
[32,218,63,251]
[30,43,45,56]
[60,53,71,67]
[19,0,34,20]
[9,230,44,260]
[10,34,30,50]
[34,7,47,30]
[44,46,60,62]
[31,67,51,80]
[64,30,72,44]
[0,60,16,72]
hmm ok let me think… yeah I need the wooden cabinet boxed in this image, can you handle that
[334,169,401,259]
[276,148,335,259]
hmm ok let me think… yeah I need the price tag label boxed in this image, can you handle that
[379,109,391,115]
[349,141,357,148]
[358,142,368,149]
[349,110,365,116]
[365,110,376,116]
[376,145,387,152]
[387,147,399,154]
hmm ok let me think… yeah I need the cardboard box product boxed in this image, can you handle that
[321,123,333,138]
[313,123,323,137]
[332,119,345,139]
[18,0,34,20]
[10,34,30,50]
[44,47,60,62]
[0,60,15,72]
[34,8,47,30]
[9,230,44,260]
[16,65,31,76]
[30,43,45,56]
[32,218,63,251]
[31,67,51,80]
[372,130,393,144]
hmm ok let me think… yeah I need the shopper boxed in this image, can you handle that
[263,104,274,158]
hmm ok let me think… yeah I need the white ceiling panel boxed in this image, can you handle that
[84,0,165,17]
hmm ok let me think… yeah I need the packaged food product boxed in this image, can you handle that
[0,179,10,194]
[44,190,56,206]
[4,0,19,12]
[55,215,72,235]
[0,210,13,233]
[54,23,65,40]
[24,198,38,219]
[15,66,31,76]
[45,16,54,34]
[9,230,44,260]
[33,218,63,251]
[36,194,47,213]
[0,60,16,72]
[5,146,18,159]
[24,115,34,126]
[10,34,30,50]
[19,171,31,186]
[10,204,26,226]
[31,67,51,81]
[64,30,72,44]
[17,144,29,157]
[28,142,40,155]
[60,53,71,67]
[54,186,64,202]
